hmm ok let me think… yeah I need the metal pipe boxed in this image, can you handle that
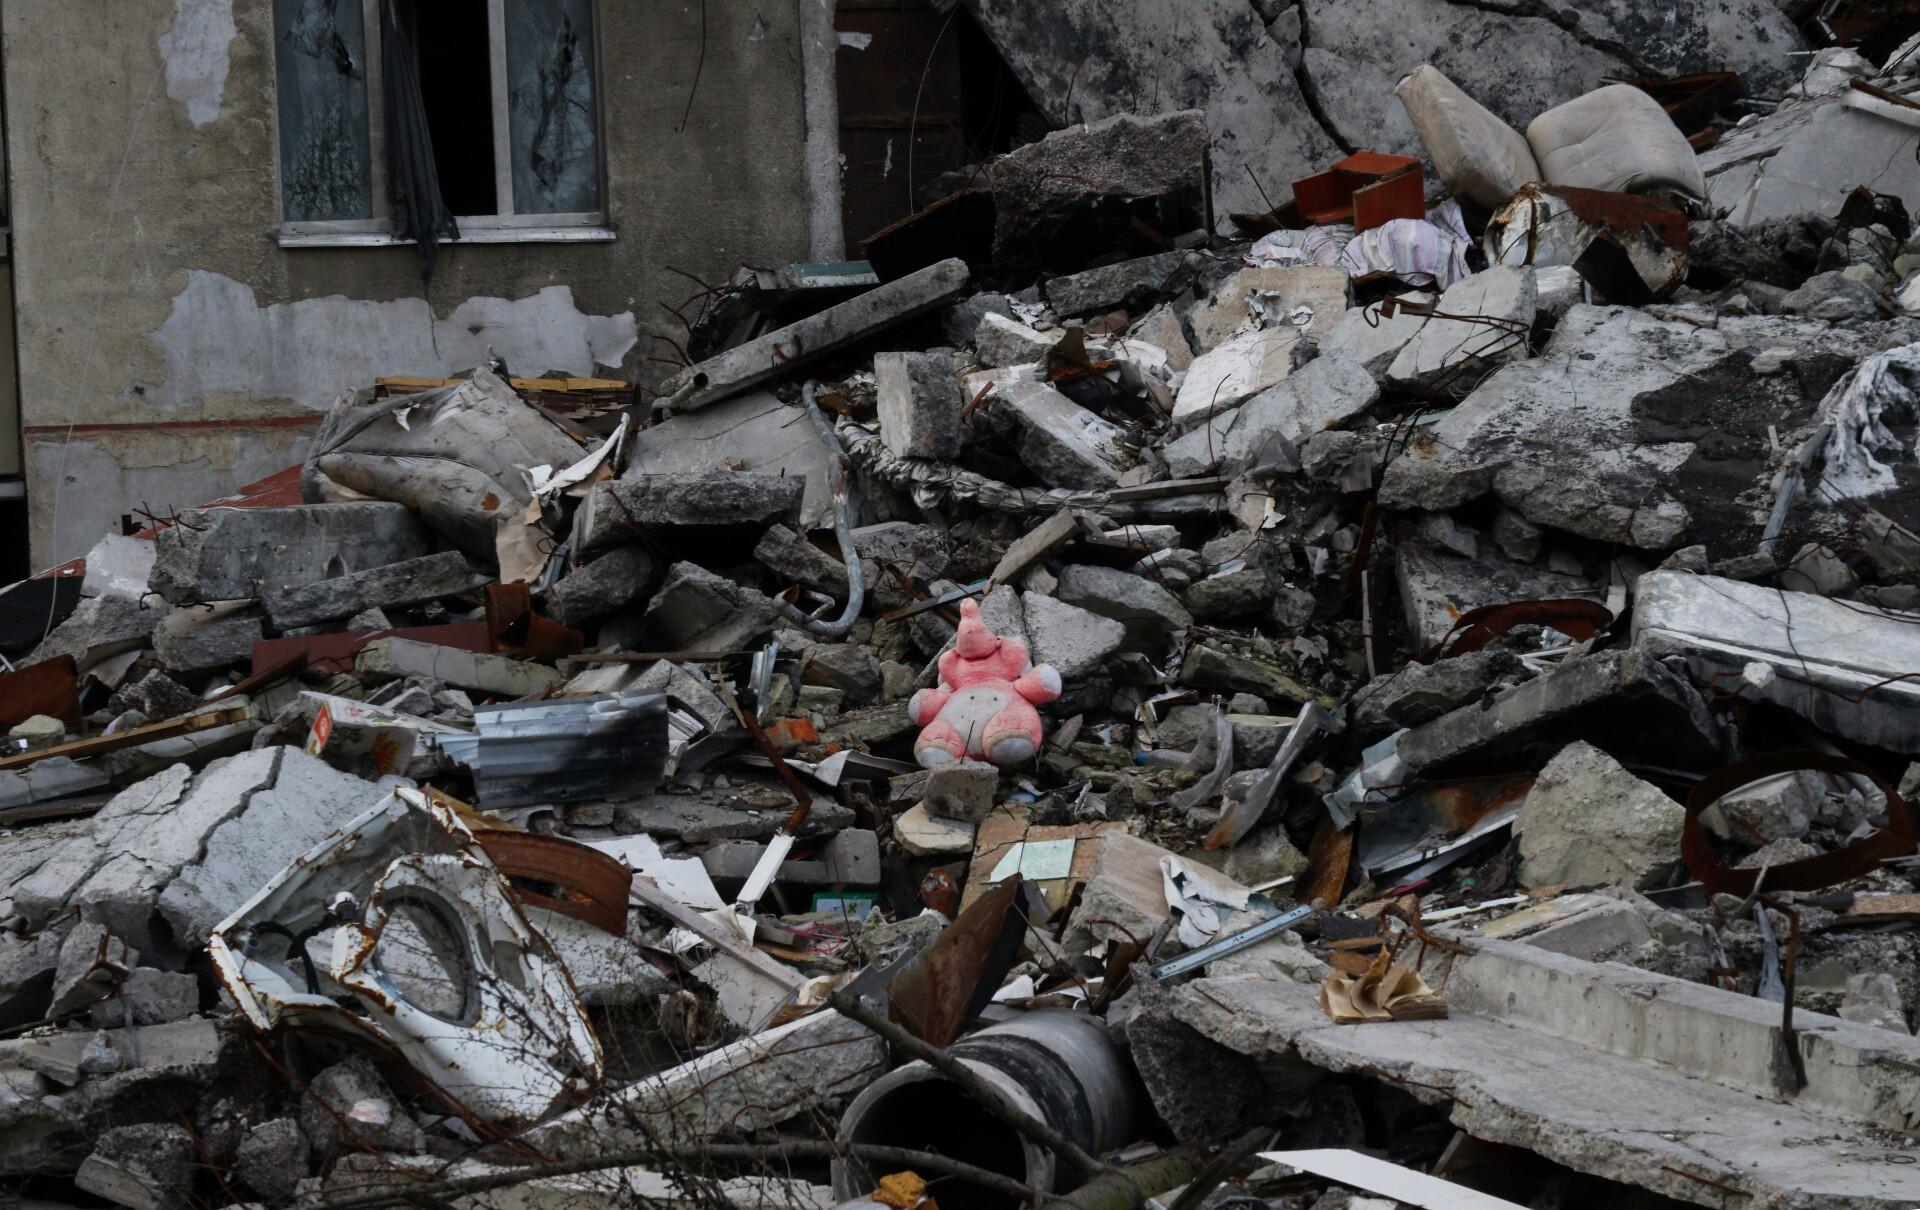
[778,380,866,638]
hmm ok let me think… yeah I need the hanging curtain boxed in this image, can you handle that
[381,0,458,280]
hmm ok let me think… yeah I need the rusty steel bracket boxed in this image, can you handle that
[474,830,633,936]
[1684,751,1917,897]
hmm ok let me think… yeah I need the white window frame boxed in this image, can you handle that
[276,0,613,247]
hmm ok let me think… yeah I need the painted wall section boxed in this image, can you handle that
[148,273,637,412]
[158,0,238,128]
[5,1,816,566]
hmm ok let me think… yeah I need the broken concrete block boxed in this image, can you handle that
[48,921,135,1018]
[148,502,435,606]
[575,473,805,557]
[1476,892,1658,962]
[1055,564,1193,650]
[88,967,199,1027]
[1387,267,1537,392]
[1127,995,1267,1145]
[1491,506,1545,562]
[922,759,999,823]
[355,638,562,698]
[1782,270,1880,322]
[1173,328,1304,422]
[81,533,158,603]
[1130,305,1195,371]
[1190,266,1351,351]
[1321,297,1430,380]
[876,351,964,461]
[994,379,1136,489]
[943,291,1014,346]
[142,748,385,949]
[1045,250,1191,317]
[894,804,977,856]
[644,562,780,652]
[621,390,836,530]
[1779,542,1859,597]
[973,312,1057,367]
[1700,770,1818,844]
[529,1009,884,1156]
[7,714,65,750]
[1183,566,1271,622]
[1400,648,1722,775]
[107,671,199,723]
[234,1117,310,1203]
[1839,973,1909,1033]
[1065,832,1242,955]
[26,594,170,671]
[1021,592,1126,679]
[1179,643,1317,705]
[661,258,971,412]
[1353,651,1527,739]
[543,546,658,627]
[261,550,488,630]
[1185,353,1381,477]
[153,604,263,675]
[299,1055,426,1156]
[1633,571,1920,756]
[1377,307,1897,552]
[1223,821,1310,887]
[75,1123,195,1210]
[1395,541,1602,651]
[988,111,1208,262]
[1516,742,1684,891]
[754,524,849,596]
[801,642,884,705]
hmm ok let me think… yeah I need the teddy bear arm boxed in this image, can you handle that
[1013,663,1062,705]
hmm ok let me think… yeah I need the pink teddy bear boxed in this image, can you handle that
[908,598,1062,768]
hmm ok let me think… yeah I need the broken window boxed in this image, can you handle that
[272,0,605,240]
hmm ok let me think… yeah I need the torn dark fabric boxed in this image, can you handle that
[380,0,458,280]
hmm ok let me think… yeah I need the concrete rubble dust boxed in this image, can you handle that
[14,15,1920,1210]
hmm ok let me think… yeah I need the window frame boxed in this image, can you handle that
[274,0,613,247]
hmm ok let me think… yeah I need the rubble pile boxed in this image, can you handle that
[13,33,1920,1210]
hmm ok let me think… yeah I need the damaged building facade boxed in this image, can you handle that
[3,0,843,567]
[16,2,1920,1210]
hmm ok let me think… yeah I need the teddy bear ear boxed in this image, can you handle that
[959,598,981,618]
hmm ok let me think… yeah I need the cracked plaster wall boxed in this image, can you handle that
[4,1,815,565]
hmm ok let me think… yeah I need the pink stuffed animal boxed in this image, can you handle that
[908,598,1061,768]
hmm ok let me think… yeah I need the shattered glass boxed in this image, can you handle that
[505,0,601,215]
[273,0,374,221]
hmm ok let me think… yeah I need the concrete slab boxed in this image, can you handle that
[1167,939,1920,1208]
[1634,570,1920,755]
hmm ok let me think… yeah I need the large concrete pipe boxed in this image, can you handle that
[832,1010,1139,1208]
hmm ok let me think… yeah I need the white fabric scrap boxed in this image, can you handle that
[1160,855,1252,948]
[1819,342,1920,503]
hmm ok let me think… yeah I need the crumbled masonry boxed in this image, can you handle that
[12,25,1920,1210]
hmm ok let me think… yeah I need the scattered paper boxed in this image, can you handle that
[1160,854,1252,948]
[589,835,724,911]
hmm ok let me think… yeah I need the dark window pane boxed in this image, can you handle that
[275,0,373,221]
[506,0,600,215]
[398,0,498,217]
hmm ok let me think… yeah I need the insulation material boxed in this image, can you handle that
[303,367,587,579]
[1395,65,1542,209]
[1526,84,1706,199]
[1819,341,1920,502]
